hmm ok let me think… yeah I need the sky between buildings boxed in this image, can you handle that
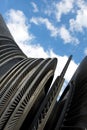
[0,0,87,83]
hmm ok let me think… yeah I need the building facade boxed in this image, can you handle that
[0,15,87,130]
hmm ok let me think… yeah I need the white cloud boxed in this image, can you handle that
[55,0,74,22]
[76,0,86,10]
[70,8,87,32]
[6,9,34,44]
[17,43,49,59]
[30,17,59,37]
[70,0,87,32]
[59,26,79,44]
[5,9,78,83]
[31,2,39,13]
[30,17,79,44]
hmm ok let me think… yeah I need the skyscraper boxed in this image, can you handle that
[0,14,87,130]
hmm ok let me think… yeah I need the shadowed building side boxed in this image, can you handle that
[0,14,14,40]
[55,56,87,130]
[0,14,27,79]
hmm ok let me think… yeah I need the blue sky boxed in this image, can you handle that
[0,0,87,82]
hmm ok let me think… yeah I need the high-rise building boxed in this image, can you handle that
[0,14,87,130]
